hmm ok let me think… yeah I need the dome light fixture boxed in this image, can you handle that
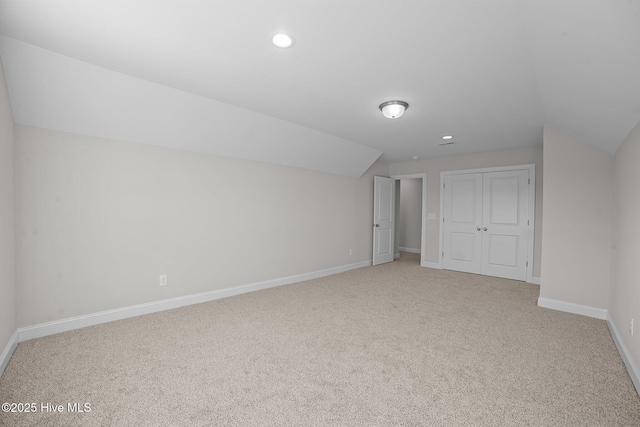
[272,33,295,48]
[379,100,409,119]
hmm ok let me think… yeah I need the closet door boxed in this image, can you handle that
[480,170,529,281]
[442,173,483,274]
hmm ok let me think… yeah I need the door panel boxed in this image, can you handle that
[450,232,477,262]
[451,179,478,223]
[487,234,518,267]
[373,176,395,265]
[488,178,519,224]
[481,170,529,280]
[377,229,392,256]
[442,174,482,274]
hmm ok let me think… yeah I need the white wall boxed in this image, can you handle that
[0,58,15,354]
[539,126,613,310]
[14,125,388,327]
[389,146,543,277]
[610,119,640,375]
[399,179,422,250]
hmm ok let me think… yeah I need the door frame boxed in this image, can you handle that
[390,173,428,267]
[438,164,535,283]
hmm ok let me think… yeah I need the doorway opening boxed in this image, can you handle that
[372,173,427,267]
[396,177,423,265]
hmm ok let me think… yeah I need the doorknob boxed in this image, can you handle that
[477,227,481,231]
[483,227,487,231]
[374,224,379,227]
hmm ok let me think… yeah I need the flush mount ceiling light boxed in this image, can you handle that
[272,33,295,48]
[379,100,409,119]
[442,135,453,140]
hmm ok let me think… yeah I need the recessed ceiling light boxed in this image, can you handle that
[413,156,419,160]
[272,33,295,48]
[442,135,453,140]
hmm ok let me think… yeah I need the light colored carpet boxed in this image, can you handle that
[1,252,639,426]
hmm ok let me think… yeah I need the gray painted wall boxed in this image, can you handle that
[610,119,640,378]
[14,125,388,326]
[0,58,15,355]
[399,179,422,251]
[540,127,613,309]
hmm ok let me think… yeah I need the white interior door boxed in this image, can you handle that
[442,173,483,274]
[480,170,529,281]
[372,176,395,265]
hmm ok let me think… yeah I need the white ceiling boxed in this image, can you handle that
[1,0,639,174]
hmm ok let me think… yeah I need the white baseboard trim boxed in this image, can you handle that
[0,330,19,377]
[530,276,541,285]
[606,313,640,396]
[17,259,372,343]
[537,297,608,320]
[399,247,421,254]
[422,261,441,269]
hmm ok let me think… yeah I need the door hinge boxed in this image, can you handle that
[527,220,530,226]
[528,178,530,184]
[443,183,445,189]
[443,218,445,223]
[442,251,444,257]
[526,261,529,267]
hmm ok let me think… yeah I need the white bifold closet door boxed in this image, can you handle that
[442,169,529,281]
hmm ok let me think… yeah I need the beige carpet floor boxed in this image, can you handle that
[1,252,639,426]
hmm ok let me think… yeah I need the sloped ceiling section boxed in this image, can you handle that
[522,1,640,153]
[0,1,639,167]
[0,36,382,177]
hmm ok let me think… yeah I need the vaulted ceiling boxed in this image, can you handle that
[1,1,639,176]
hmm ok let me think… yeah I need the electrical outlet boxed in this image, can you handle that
[159,274,168,287]
[630,318,634,336]
[349,249,354,256]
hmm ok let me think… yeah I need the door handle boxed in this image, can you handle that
[374,224,379,227]
[483,227,487,231]
[477,227,481,231]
